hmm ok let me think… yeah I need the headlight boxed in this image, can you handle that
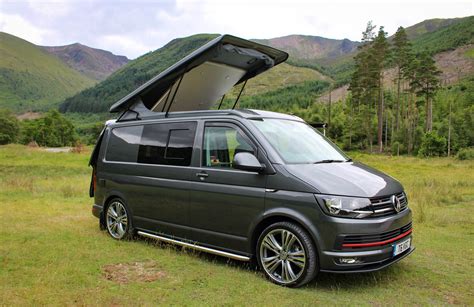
[315,195,372,218]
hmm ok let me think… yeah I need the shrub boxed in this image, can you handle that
[418,131,446,157]
[391,141,406,156]
[20,110,76,147]
[0,109,20,144]
[456,148,474,160]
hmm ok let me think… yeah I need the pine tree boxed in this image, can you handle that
[409,51,441,132]
[349,21,378,151]
[392,27,412,132]
[371,27,390,152]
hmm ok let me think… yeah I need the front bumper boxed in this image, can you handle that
[317,208,414,272]
[321,245,415,273]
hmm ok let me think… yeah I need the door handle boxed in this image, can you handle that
[196,172,209,179]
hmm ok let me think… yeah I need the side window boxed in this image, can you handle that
[202,125,255,168]
[138,122,196,166]
[106,125,143,162]
[106,122,196,166]
[164,129,194,165]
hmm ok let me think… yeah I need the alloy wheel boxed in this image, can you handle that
[259,228,306,284]
[106,201,128,239]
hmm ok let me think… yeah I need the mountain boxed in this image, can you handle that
[41,43,129,81]
[410,16,474,53]
[254,35,360,74]
[404,17,467,40]
[60,34,330,113]
[0,32,95,112]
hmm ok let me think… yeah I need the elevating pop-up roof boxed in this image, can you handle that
[109,35,288,118]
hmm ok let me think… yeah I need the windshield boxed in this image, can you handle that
[252,118,348,164]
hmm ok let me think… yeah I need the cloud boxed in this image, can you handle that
[0,12,52,44]
[0,0,472,58]
[101,34,154,58]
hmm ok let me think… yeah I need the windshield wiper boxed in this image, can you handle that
[313,159,346,164]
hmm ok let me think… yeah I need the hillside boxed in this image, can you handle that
[404,17,467,40]
[254,35,360,74]
[0,32,95,112]
[318,44,474,103]
[60,34,329,113]
[41,43,129,81]
[324,16,474,83]
[411,16,474,53]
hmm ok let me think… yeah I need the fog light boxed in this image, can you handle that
[338,257,363,264]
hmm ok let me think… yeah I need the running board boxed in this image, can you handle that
[137,231,251,262]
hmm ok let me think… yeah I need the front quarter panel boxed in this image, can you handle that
[254,190,327,253]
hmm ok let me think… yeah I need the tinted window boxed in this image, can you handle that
[202,126,254,168]
[137,124,168,164]
[106,125,143,162]
[106,122,196,166]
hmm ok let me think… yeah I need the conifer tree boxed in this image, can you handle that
[372,26,390,152]
[409,51,441,132]
[392,26,412,132]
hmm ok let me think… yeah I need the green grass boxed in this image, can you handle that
[0,32,95,113]
[1,145,473,305]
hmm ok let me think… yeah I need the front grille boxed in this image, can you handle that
[341,222,412,247]
[354,192,408,218]
[370,192,408,217]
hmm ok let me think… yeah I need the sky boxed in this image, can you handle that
[0,0,472,59]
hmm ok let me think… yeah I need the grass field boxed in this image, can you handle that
[1,145,473,305]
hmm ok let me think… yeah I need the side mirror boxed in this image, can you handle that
[233,152,265,173]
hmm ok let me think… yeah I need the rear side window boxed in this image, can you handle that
[106,122,196,166]
[106,125,143,163]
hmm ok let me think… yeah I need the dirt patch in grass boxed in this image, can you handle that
[102,260,166,284]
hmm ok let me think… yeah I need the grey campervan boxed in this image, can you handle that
[90,35,414,287]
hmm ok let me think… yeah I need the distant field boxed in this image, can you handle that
[0,145,473,305]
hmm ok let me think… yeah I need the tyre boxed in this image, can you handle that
[256,221,318,287]
[105,198,133,240]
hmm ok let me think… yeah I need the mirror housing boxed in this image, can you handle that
[233,152,265,173]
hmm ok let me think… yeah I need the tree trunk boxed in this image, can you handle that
[327,88,332,136]
[407,92,413,155]
[349,101,353,150]
[448,98,452,157]
[385,111,388,148]
[396,67,401,131]
[377,75,384,153]
[426,94,433,132]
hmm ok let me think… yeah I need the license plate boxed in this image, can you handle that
[393,238,411,256]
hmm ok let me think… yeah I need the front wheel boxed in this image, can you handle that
[257,221,318,287]
[105,198,133,240]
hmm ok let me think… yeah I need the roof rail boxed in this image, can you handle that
[116,108,249,122]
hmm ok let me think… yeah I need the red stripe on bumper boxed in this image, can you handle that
[342,229,412,248]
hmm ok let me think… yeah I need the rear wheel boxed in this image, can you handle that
[257,221,318,287]
[105,198,133,240]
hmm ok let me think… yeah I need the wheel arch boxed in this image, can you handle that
[249,210,322,261]
[101,192,131,226]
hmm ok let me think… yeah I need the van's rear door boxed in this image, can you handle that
[89,127,106,197]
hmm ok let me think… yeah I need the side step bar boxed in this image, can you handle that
[137,231,251,262]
